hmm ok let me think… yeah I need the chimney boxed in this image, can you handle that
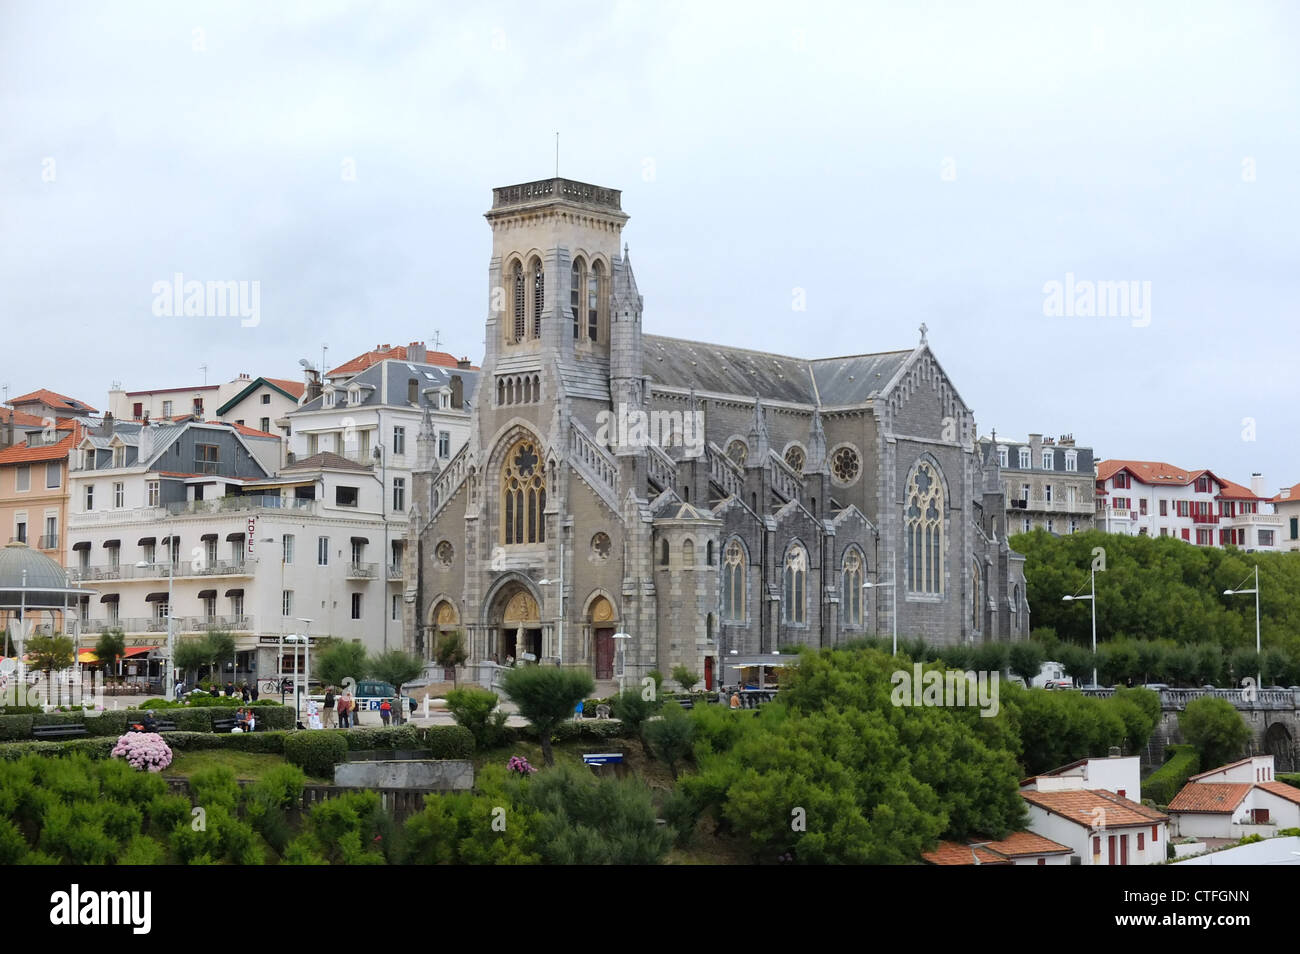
[1250,473,1266,498]
[407,341,427,364]
[1028,433,1042,466]
[1059,433,1075,447]
[305,368,322,403]
[450,375,464,409]
[457,357,472,370]
[100,411,115,437]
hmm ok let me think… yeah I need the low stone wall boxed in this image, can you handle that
[333,759,473,791]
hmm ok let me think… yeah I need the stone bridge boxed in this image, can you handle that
[1083,688,1299,772]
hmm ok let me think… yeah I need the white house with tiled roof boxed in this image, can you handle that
[1268,481,1300,551]
[923,831,1074,866]
[1167,755,1300,839]
[1096,460,1283,550]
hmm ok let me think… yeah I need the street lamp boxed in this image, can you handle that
[285,618,314,722]
[1224,566,1261,691]
[136,538,176,701]
[612,632,632,695]
[863,549,898,656]
[539,575,564,666]
[1062,564,1097,688]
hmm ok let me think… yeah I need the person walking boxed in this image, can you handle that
[250,681,259,702]
[241,683,250,704]
[379,698,392,726]
[338,691,352,729]
[323,686,336,728]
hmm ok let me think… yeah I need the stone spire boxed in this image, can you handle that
[805,408,828,474]
[415,397,440,480]
[745,397,770,468]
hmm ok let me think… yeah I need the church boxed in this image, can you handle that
[403,176,1029,689]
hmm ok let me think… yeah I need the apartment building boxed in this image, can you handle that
[978,432,1096,535]
[1096,460,1283,550]
[107,373,304,437]
[1269,481,1300,552]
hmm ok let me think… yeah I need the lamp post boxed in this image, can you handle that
[1224,566,1261,690]
[863,549,897,656]
[136,535,176,701]
[539,572,564,666]
[613,632,632,696]
[286,618,313,721]
[1062,565,1097,688]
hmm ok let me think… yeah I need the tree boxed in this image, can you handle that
[433,630,469,687]
[94,629,127,685]
[644,701,696,779]
[317,640,369,690]
[611,687,660,752]
[202,630,236,687]
[445,687,509,749]
[173,637,208,688]
[367,650,425,724]
[1008,641,1045,686]
[1057,643,1095,685]
[26,634,74,675]
[671,664,700,692]
[500,666,594,766]
[1179,696,1251,771]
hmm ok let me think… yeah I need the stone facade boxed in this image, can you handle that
[978,433,1097,536]
[405,177,1029,690]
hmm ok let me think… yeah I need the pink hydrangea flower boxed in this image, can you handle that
[110,732,173,772]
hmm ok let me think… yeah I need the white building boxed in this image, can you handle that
[64,418,403,681]
[1268,481,1300,551]
[1096,460,1283,550]
[1167,755,1300,840]
[1019,754,1169,865]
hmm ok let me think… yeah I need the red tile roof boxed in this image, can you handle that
[226,422,280,439]
[1215,477,1266,501]
[1168,783,1252,814]
[985,831,1073,857]
[7,389,97,413]
[1189,757,1255,782]
[327,343,477,377]
[263,378,306,398]
[1021,789,1168,828]
[1097,459,1196,486]
[1271,482,1300,505]
[0,407,45,428]
[0,425,80,465]
[1257,781,1300,806]
[921,841,1011,865]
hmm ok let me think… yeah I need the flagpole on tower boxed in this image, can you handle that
[555,132,559,178]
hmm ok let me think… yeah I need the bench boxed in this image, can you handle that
[212,717,242,733]
[674,697,695,711]
[32,724,90,740]
[127,720,177,733]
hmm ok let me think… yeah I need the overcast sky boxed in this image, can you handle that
[2,1,1297,487]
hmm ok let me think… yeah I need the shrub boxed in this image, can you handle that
[189,765,240,813]
[110,733,173,772]
[446,687,509,749]
[500,666,594,766]
[1141,744,1200,806]
[611,688,659,744]
[284,732,347,778]
[671,665,701,691]
[119,834,167,865]
[644,701,696,778]
[84,711,131,736]
[0,715,34,742]
[1180,697,1251,770]
[427,725,474,760]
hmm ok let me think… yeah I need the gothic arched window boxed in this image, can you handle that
[588,260,604,342]
[842,549,864,627]
[971,560,983,631]
[683,539,695,566]
[660,539,670,566]
[501,439,546,545]
[511,260,525,343]
[571,259,584,340]
[722,540,746,621]
[905,460,945,595]
[531,258,544,338]
[782,544,807,624]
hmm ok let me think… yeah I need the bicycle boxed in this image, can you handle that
[259,678,284,696]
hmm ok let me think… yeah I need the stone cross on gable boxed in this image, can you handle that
[919,322,928,343]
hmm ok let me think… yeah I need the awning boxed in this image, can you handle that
[350,536,369,545]
[144,592,169,602]
[197,589,217,600]
[77,649,98,663]
[104,539,121,548]
[226,532,245,542]
[224,588,244,598]
[72,541,91,552]
[159,534,178,545]
[200,533,218,542]
[137,536,155,547]
[123,647,151,658]
[99,593,119,603]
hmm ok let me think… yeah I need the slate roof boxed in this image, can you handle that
[296,359,480,414]
[642,335,913,406]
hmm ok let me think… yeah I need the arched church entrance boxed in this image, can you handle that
[492,587,541,665]
[588,596,617,679]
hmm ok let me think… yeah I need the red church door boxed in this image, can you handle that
[594,628,615,679]
[704,656,714,690]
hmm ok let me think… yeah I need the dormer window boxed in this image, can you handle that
[996,446,1008,468]
[323,386,336,409]
[112,445,125,468]
[349,385,362,406]
[1065,450,1078,472]
[1042,451,1054,470]
[439,389,450,410]
[407,379,418,405]
[1018,448,1031,469]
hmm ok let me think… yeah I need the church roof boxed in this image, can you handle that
[642,335,913,406]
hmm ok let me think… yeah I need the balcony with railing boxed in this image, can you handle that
[37,534,59,550]
[166,495,319,516]
[1191,512,1220,524]
[387,563,403,581]
[66,558,257,582]
[346,562,378,580]
[80,616,255,635]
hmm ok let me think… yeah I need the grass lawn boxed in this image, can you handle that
[165,750,330,783]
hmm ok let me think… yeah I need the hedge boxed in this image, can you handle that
[337,725,473,759]
[1279,773,1300,790]
[0,705,295,740]
[498,720,629,747]
[161,731,288,755]
[284,733,348,778]
[1143,744,1200,805]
